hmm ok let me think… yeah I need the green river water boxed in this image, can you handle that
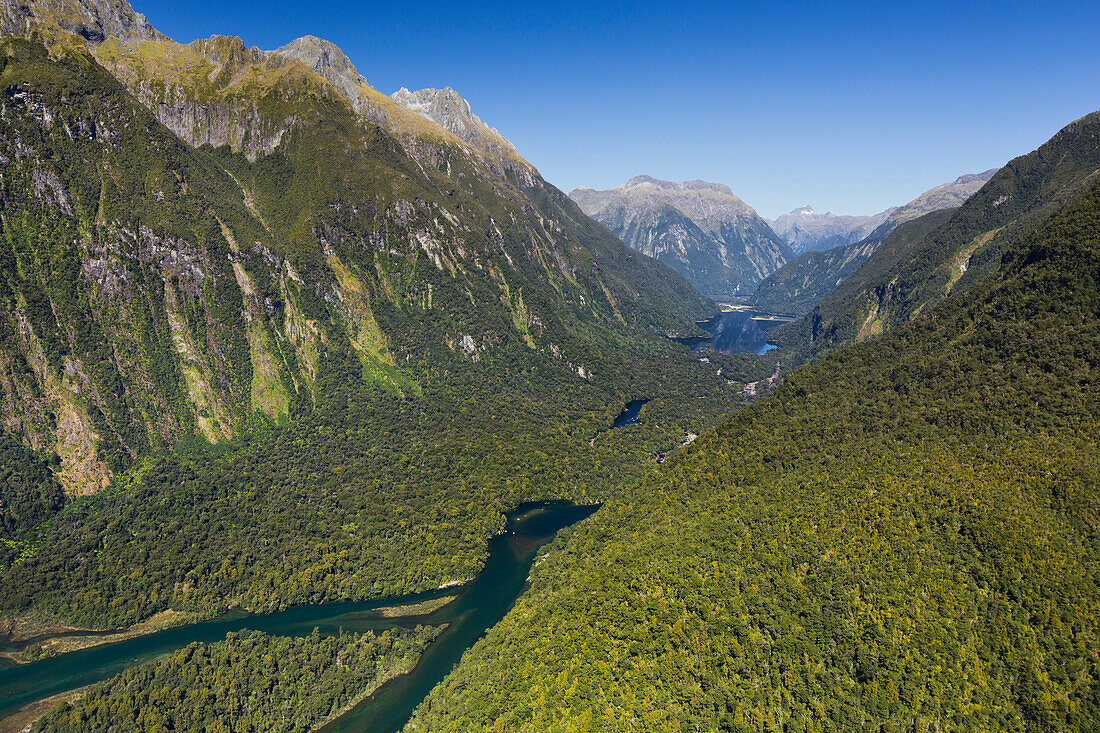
[0,501,599,731]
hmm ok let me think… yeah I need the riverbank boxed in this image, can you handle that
[0,502,600,732]
[374,595,459,619]
[0,685,93,733]
[0,610,202,664]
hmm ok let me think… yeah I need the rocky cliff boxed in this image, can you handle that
[570,176,792,300]
[0,0,708,495]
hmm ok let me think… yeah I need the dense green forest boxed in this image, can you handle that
[774,111,1100,363]
[2,4,1099,731]
[405,166,1100,731]
[0,36,770,633]
[0,341,756,629]
[33,626,440,732]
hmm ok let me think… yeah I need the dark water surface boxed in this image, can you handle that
[0,501,599,729]
[671,310,787,355]
[612,399,650,428]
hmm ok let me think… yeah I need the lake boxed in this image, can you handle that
[671,310,787,355]
[0,501,599,731]
[612,399,650,428]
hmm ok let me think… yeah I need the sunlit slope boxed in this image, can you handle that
[408,166,1100,731]
[775,111,1100,362]
[0,22,708,495]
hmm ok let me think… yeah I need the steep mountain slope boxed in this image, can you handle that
[0,0,713,497]
[408,150,1100,733]
[750,209,955,315]
[570,176,793,300]
[769,169,997,255]
[0,0,748,641]
[767,205,879,254]
[773,116,1100,360]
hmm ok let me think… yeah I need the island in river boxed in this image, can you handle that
[0,502,599,733]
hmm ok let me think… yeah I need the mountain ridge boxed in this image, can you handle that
[769,168,998,255]
[570,176,792,300]
[0,0,714,498]
[773,112,1100,361]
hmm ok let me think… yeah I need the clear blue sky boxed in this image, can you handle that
[141,0,1100,219]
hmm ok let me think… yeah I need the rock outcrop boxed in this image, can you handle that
[570,176,792,300]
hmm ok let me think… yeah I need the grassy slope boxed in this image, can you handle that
[406,164,1100,732]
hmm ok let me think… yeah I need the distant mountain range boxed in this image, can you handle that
[772,112,1100,361]
[570,176,792,300]
[752,169,1000,313]
[569,170,998,304]
[767,206,882,255]
[768,170,999,255]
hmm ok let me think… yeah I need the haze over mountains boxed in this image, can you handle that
[1,1,1099,732]
[570,176,791,301]
[571,169,997,305]
[769,169,999,254]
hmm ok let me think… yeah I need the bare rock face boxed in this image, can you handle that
[275,35,370,112]
[0,0,166,45]
[570,176,792,300]
[392,86,531,176]
[768,206,881,255]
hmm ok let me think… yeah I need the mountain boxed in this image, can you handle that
[391,86,529,170]
[767,206,880,254]
[774,114,1100,361]
[750,209,955,315]
[407,137,1100,733]
[0,0,719,495]
[0,0,755,645]
[752,168,1000,314]
[769,169,998,255]
[570,176,793,300]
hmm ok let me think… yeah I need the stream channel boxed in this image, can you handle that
[0,501,599,731]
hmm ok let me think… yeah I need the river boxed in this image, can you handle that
[0,501,599,731]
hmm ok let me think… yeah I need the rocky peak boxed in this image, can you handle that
[1,0,167,45]
[391,86,527,168]
[952,169,1000,186]
[274,35,369,112]
[570,176,791,299]
[622,176,734,197]
[574,176,755,225]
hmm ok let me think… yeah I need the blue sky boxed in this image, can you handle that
[142,0,1100,218]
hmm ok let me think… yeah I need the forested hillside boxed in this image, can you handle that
[0,10,746,637]
[2,1,1098,731]
[407,164,1100,731]
[0,14,710,495]
[773,111,1100,362]
[748,210,952,315]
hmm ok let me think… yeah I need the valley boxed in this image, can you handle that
[0,0,1097,731]
[4,502,597,732]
